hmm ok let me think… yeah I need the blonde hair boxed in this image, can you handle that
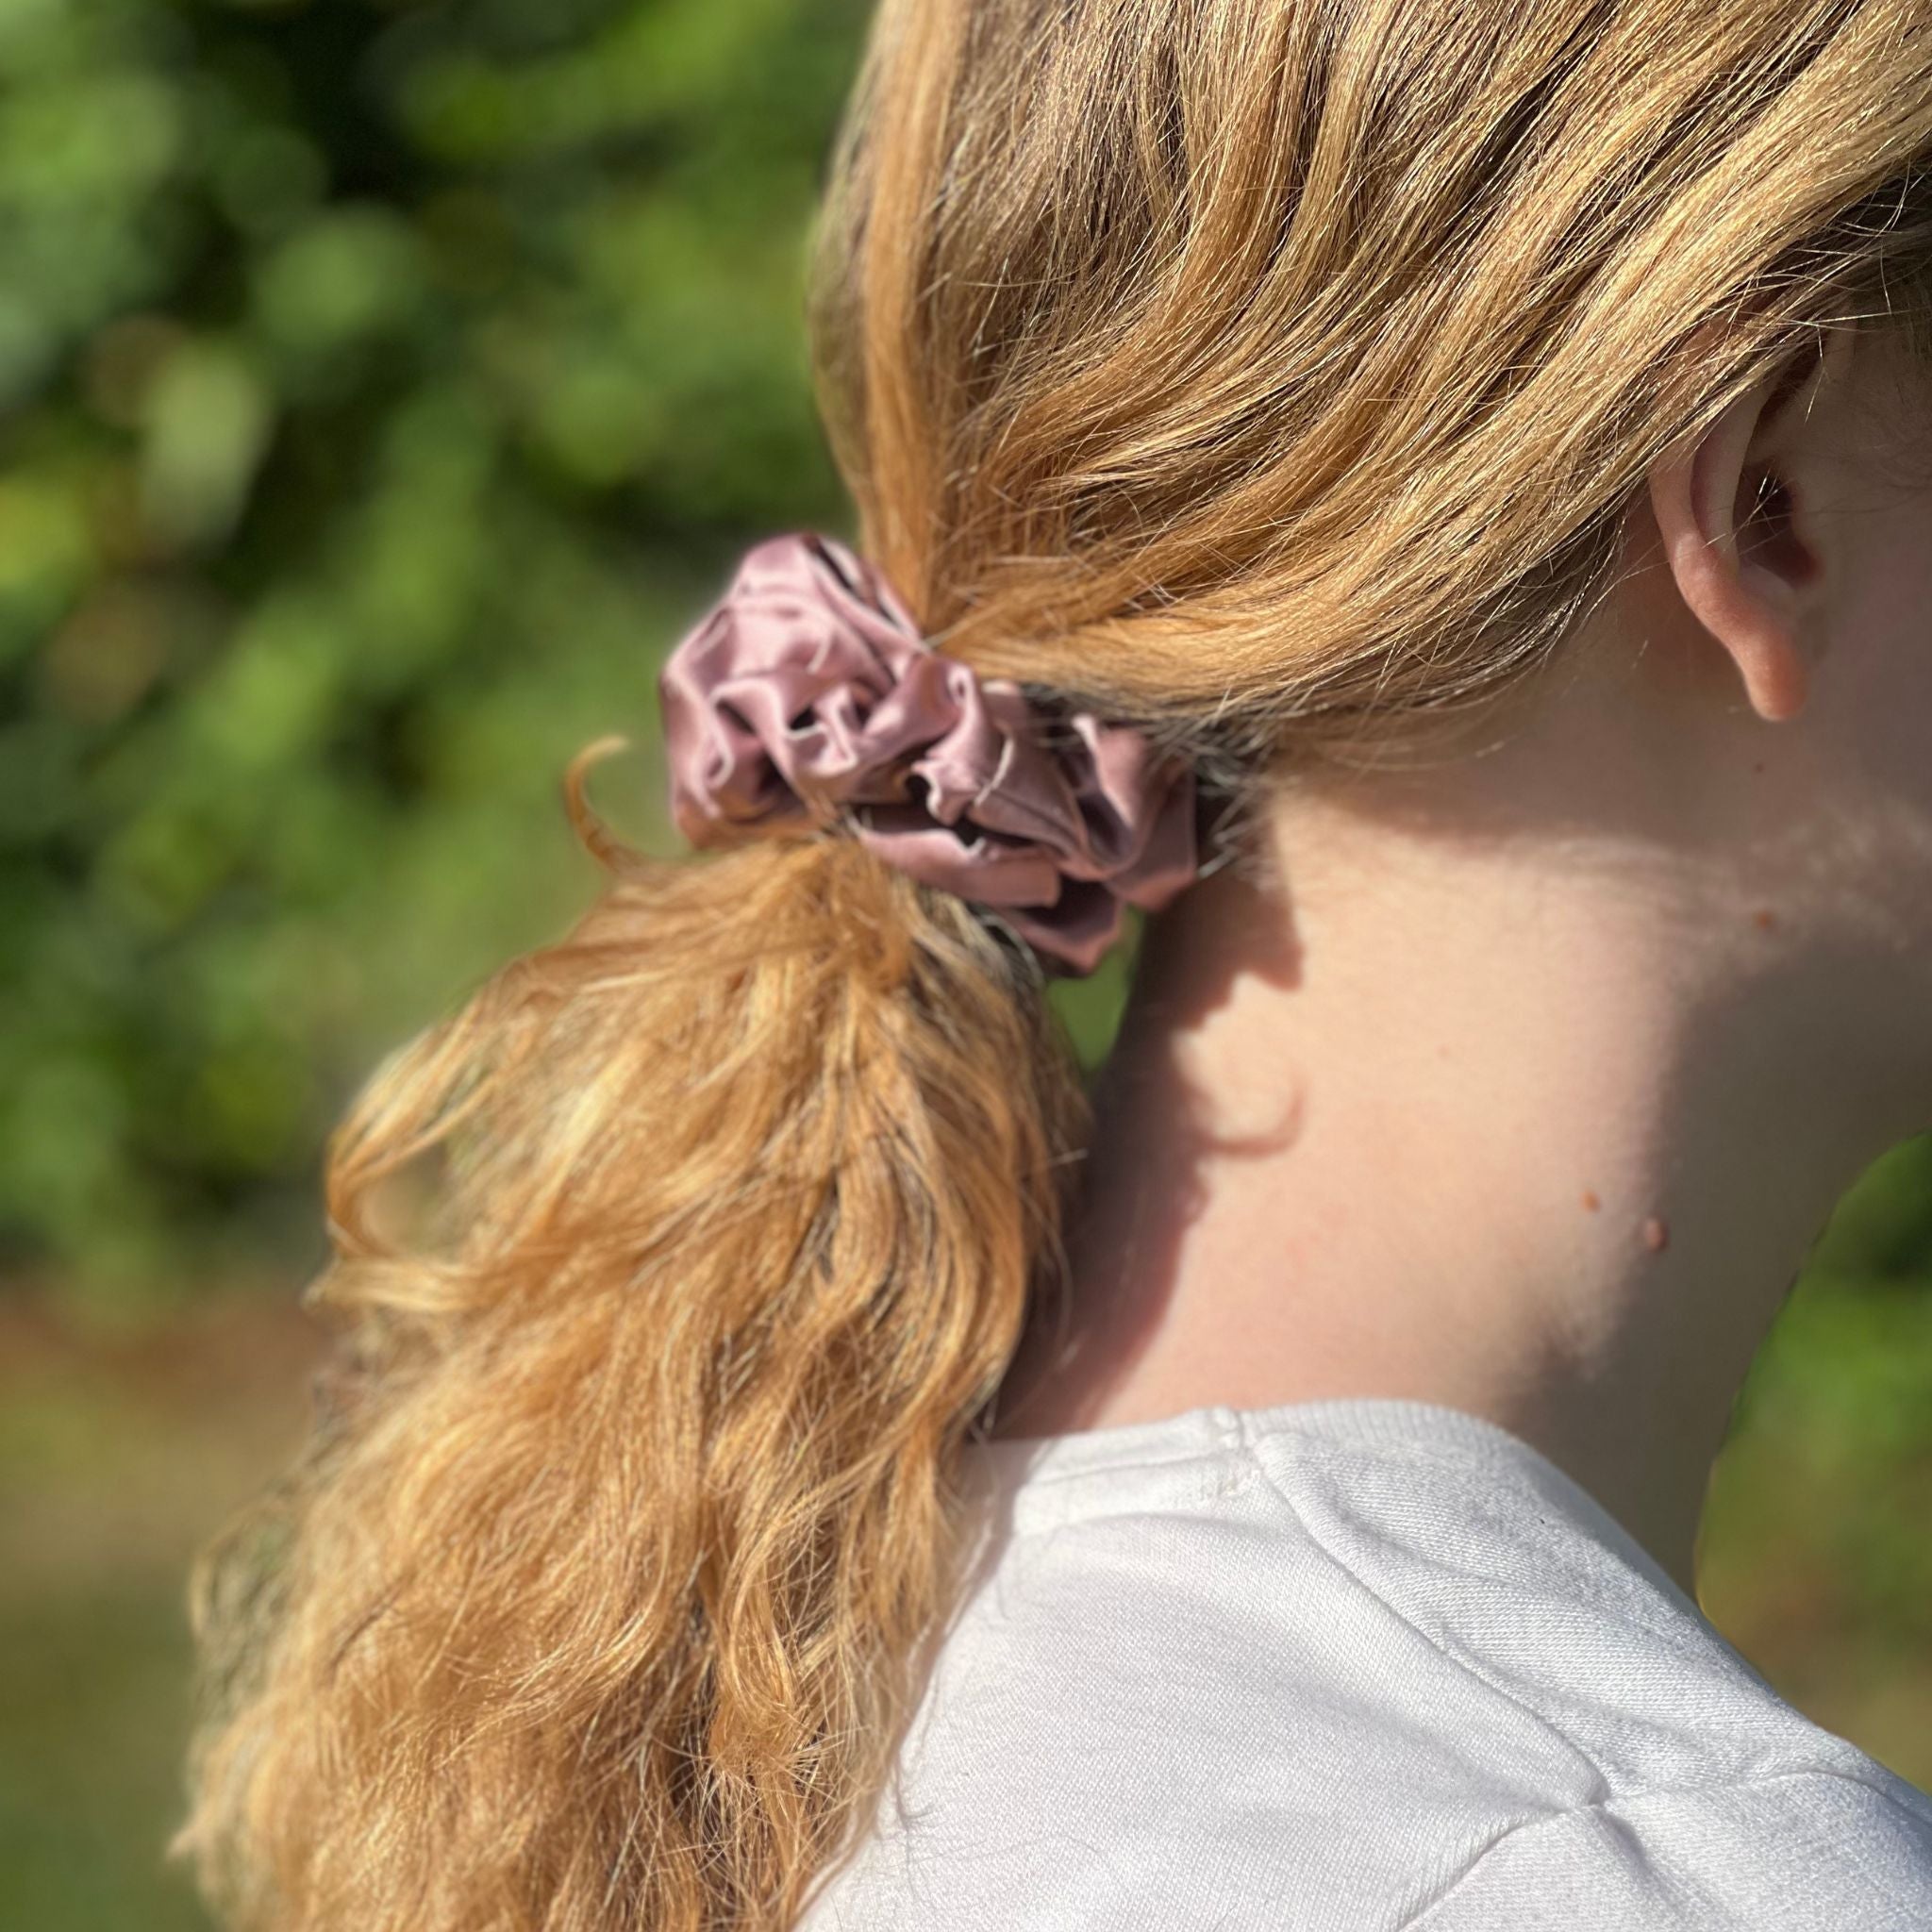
[181,2,1932,1927]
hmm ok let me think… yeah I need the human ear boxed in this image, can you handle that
[1646,334,1840,724]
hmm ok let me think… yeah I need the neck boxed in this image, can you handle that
[992,765,1894,1600]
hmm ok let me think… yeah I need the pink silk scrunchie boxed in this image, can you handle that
[658,532,1199,974]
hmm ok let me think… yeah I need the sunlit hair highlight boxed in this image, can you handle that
[182,1,1932,1927]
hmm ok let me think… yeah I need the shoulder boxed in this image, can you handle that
[1407,1766,1932,1931]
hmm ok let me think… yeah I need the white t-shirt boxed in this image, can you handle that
[794,1398,1932,1929]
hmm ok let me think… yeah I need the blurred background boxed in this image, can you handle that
[2,0,1930,1925]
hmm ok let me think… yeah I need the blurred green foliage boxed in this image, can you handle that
[0,0,875,1312]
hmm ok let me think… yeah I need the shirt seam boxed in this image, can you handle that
[1242,1415,1712,1632]
[1245,1451,1619,1801]
[968,1414,1248,1493]
[1396,1763,1932,1929]
[983,1444,1250,1490]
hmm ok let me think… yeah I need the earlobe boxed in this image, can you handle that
[1646,347,1826,724]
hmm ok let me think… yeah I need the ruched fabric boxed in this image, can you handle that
[658,532,1198,973]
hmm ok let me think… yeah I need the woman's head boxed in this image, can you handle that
[811,0,1932,758]
[181,6,1932,1930]
[816,0,1932,1102]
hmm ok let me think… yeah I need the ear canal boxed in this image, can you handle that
[1733,468,1817,589]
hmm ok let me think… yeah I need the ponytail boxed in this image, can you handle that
[180,788,1088,1930]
